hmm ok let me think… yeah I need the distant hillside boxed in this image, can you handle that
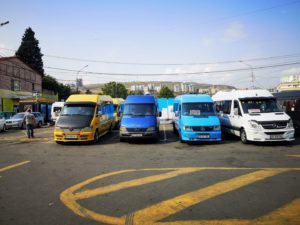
[85,81,235,93]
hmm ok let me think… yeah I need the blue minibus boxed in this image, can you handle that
[173,94,221,143]
[119,95,160,142]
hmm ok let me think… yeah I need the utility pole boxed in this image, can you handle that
[76,65,88,93]
[0,21,9,27]
[240,61,255,89]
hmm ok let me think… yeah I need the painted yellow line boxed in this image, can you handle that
[60,167,300,225]
[0,161,31,173]
[286,154,300,158]
[73,167,202,200]
[132,169,289,224]
[153,197,300,225]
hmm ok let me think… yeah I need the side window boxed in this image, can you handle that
[234,101,242,116]
[222,100,232,114]
[173,103,178,112]
[215,101,222,113]
[178,104,181,115]
[97,105,102,115]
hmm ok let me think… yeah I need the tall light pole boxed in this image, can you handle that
[76,65,88,92]
[240,60,255,89]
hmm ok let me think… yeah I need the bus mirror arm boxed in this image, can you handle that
[175,112,179,117]
[159,112,162,117]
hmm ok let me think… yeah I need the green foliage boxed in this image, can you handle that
[128,90,144,95]
[102,82,128,99]
[42,75,71,101]
[15,27,44,76]
[85,89,92,94]
[157,86,174,98]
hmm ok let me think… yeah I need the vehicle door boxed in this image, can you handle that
[230,100,243,135]
[174,104,181,131]
[220,100,232,132]
[96,105,105,134]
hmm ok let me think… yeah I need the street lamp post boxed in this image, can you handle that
[76,65,88,93]
[240,61,255,89]
[0,21,9,27]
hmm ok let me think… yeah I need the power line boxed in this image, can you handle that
[45,61,300,76]
[2,47,300,66]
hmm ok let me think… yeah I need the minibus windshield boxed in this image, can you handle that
[123,104,156,116]
[240,98,282,114]
[61,105,95,116]
[182,103,215,116]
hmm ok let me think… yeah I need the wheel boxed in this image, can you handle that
[38,121,42,127]
[172,123,177,134]
[93,130,99,143]
[179,130,185,143]
[56,141,63,144]
[21,122,26,130]
[120,137,126,142]
[2,124,6,132]
[240,128,248,144]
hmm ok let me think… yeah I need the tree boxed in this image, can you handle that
[42,75,71,100]
[128,90,144,95]
[15,27,44,76]
[157,86,174,98]
[85,89,92,94]
[102,82,128,99]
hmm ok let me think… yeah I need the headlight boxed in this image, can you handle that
[81,127,92,132]
[120,126,126,132]
[54,126,62,132]
[146,127,156,132]
[248,120,261,130]
[213,125,221,131]
[183,126,193,131]
[287,119,294,128]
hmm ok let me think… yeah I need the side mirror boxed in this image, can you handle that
[234,108,238,116]
[159,112,162,117]
[175,112,179,117]
[118,112,123,117]
[97,111,102,117]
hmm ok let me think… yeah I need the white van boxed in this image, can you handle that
[212,89,294,143]
[51,102,64,123]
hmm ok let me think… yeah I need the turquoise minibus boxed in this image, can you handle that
[173,94,221,143]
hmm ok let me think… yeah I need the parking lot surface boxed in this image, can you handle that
[1,125,300,225]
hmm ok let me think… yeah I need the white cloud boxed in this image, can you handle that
[222,22,247,42]
[281,67,300,75]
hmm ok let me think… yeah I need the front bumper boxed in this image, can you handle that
[6,122,22,128]
[181,130,222,142]
[246,128,295,142]
[120,130,158,139]
[54,131,95,142]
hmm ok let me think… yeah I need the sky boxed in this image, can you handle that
[1,0,300,88]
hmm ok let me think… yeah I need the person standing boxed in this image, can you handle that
[25,109,35,138]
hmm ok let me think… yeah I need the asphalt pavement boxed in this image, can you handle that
[0,125,300,225]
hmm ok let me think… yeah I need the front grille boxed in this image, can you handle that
[259,121,287,130]
[126,128,147,132]
[265,132,285,135]
[62,128,81,132]
[192,126,214,131]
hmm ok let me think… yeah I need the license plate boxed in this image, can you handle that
[199,135,210,139]
[270,134,283,140]
[132,134,143,137]
[65,135,78,139]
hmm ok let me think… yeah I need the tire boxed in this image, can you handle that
[56,141,63,144]
[240,128,248,144]
[38,121,42,128]
[93,130,99,143]
[120,137,126,142]
[2,124,6,132]
[173,123,177,134]
[179,130,185,143]
[21,122,26,130]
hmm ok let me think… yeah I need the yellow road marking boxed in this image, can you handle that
[60,167,300,225]
[132,169,288,224]
[0,161,31,173]
[286,154,300,158]
[73,167,202,200]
